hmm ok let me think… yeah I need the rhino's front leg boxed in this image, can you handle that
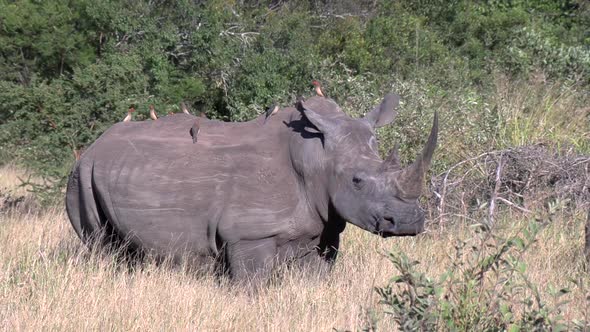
[226,238,277,282]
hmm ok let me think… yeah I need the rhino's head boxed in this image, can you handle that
[301,94,438,237]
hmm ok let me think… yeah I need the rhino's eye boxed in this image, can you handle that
[352,176,364,190]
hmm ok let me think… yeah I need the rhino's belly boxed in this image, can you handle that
[91,139,231,256]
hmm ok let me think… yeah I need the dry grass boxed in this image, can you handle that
[493,76,590,152]
[0,164,32,198]
[0,164,40,215]
[1,172,588,331]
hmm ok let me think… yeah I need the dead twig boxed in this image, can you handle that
[495,197,533,214]
[437,150,507,225]
[488,154,505,225]
[220,26,259,46]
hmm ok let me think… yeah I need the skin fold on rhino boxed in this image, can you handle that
[66,95,438,281]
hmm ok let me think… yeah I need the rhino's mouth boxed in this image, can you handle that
[375,216,422,237]
[374,216,397,238]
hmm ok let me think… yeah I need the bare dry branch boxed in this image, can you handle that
[488,154,504,225]
[495,197,533,214]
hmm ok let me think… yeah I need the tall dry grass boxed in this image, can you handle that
[493,76,590,152]
[0,165,588,331]
[0,164,32,198]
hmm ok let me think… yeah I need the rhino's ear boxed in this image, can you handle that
[365,93,400,128]
[302,107,337,134]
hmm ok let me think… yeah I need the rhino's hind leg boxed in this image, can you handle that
[66,162,83,239]
[66,160,110,246]
[66,160,103,242]
[226,238,278,283]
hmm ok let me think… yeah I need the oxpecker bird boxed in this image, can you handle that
[199,112,207,118]
[73,148,83,161]
[264,105,279,124]
[149,104,158,120]
[312,80,325,97]
[180,102,191,115]
[190,118,200,144]
[123,106,135,122]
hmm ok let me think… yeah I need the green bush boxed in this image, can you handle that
[374,221,588,331]
[0,0,588,203]
[505,28,590,82]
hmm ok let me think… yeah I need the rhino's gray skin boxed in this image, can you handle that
[66,95,438,280]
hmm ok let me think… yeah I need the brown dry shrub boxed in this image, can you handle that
[427,144,589,224]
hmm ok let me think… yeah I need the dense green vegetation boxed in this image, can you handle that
[0,0,588,201]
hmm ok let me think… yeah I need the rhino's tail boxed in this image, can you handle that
[65,159,105,243]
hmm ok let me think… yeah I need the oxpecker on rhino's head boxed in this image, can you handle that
[301,94,438,237]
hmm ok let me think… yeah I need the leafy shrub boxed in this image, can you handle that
[505,28,590,83]
[374,221,588,331]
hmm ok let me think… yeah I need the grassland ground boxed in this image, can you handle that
[0,165,588,331]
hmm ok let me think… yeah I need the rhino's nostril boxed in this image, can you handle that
[384,216,394,226]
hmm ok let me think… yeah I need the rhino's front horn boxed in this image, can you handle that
[395,112,438,199]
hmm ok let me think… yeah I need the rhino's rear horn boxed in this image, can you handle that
[395,112,438,199]
[379,143,402,172]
